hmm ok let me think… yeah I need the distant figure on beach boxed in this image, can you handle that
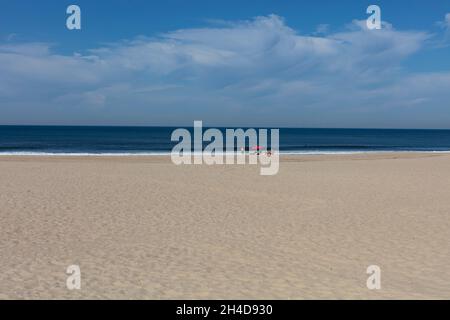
[251,145,263,156]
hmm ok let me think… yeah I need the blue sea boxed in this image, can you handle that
[1,126,450,155]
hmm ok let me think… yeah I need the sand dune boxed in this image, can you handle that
[0,153,449,299]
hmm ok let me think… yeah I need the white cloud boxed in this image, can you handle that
[438,13,450,29]
[0,14,449,127]
[436,13,450,46]
[5,33,18,41]
[313,24,329,35]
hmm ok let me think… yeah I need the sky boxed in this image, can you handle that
[0,0,450,128]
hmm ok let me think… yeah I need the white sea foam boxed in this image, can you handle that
[0,152,171,156]
[1,150,450,156]
[278,150,450,155]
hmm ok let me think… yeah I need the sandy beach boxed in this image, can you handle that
[0,153,449,299]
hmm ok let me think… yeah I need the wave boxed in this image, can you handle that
[0,152,172,156]
[2,150,450,156]
[278,150,450,155]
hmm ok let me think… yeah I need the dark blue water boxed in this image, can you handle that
[1,126,450,154]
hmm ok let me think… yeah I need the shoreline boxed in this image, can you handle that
[0,151,447,163]
[0,150,450,158]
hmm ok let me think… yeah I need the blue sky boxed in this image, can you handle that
[1,0,450,128]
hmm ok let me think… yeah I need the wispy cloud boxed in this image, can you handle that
[437,13,450,30]
[436,13,450,46]
[313,24,329,35]
[0,14,449,127]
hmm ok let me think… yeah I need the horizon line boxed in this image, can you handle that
[1,124,450,131]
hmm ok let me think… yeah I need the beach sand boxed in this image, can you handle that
[0,153,449,299]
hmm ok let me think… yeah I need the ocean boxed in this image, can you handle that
[1,125,450,155]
